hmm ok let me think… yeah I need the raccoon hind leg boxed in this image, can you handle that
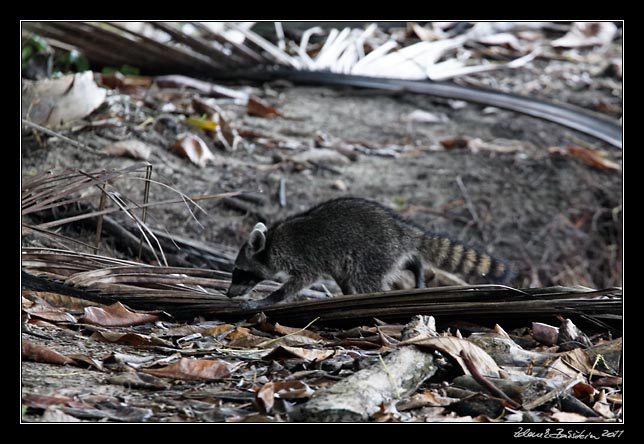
[404,254,425,288]
[337,279,357,295]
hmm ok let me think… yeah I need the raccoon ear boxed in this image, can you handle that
[249,223,267,254]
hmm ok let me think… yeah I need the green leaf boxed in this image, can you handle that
[120,64,140,76]
[69,50,90,72]
[21,46,33,62]
[31,35,49,52]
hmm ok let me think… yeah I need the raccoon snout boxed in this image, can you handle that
[227,284,253,298]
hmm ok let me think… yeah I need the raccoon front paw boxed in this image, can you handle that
[240,300,259,310]
[243,299,276,310]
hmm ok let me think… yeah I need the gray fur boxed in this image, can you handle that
[227,197,511,307]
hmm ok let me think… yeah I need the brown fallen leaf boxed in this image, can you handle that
[264,345,334,362]
[256,380,314,412]
[572,381,596,403]
[171,133,216,167]
[99,72,153,89]
[440,136,470,150]
[532,322,559,346]
[83,302,159,327]
[22,393,90,409]
[23,290,103,309]
[567,146,621,171]
[247,95,283,118]
[227,332,271,348]
[66,353,104,371]
[397,389,449,411]
[217,325,251,339]
[560,348,614,378]
[592,376,622,388]
[142,357,240,381]
[274,322,324,341]
[22,298,77,324]
[191,97,241,151]
[549,145,621,171]
[401,336,500,378]
[103,139,151,160]
[90,331,173,348]
[213,112,241,151]
[159,322,227,338]
[27,319,63,330]
[22,340,75,365]
[592,391,615,419]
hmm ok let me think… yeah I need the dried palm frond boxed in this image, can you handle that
[22,247,622,332]
[21,21,622,148]
[22,164,239,266]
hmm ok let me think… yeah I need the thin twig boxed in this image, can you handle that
[94,185,107,255]
[22,223,97,250]
[459,349,521,409]
[256,317,321,348]
[278,177,287,208]
[455,175,488,243]
[21,119,106,157]
[33,191,242,230]
[378,353,402,400]
[522,377,582,411]
[138,164,153,260]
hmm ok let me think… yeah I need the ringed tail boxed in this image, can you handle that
[421,234,512,284]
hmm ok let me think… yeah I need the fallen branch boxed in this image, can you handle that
[291,317,437,421]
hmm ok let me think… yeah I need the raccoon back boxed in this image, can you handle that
[265,197,511,284]
[265,198,419,272]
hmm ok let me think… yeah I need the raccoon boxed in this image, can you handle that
[227,197,511,307]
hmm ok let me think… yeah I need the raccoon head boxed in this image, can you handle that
[227,222,273,298]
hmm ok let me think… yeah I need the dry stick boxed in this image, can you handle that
[138,165,153,261]
[22,163,148,210]
[148,22,228,69]
[228,22,301,69]
[522,377,582,411]
[278,177,287,208]
[221,197,266,222]
[34,191,243,230]
[109,192,167,267]
[23,170,131,216]
[459,349,521,409]
[94,185,107,255]
[78,170,167,266]
[455,175,488,243]
[23,223,98,251]
[106,22,220,73]
[21,120,106,157]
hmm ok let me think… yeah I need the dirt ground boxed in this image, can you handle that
[21,36,622,422]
